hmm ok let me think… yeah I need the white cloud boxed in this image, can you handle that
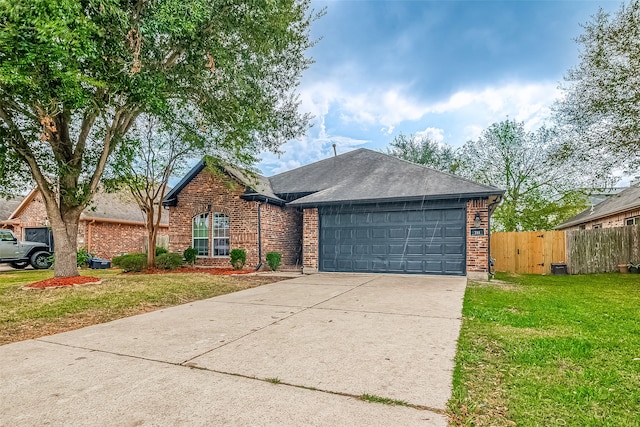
[415,127,445,142]
[259,79,562,173]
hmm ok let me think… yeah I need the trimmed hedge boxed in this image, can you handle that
[230,249,246,270]
[184,247,198,266]
[112,253,147,272]
[266,252,282,271]
[156,253,183,270]
[155,246,168,256]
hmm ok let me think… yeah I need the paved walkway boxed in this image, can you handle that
[0,273,466,426]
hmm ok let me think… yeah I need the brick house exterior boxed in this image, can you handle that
[0,190,167,259]
[165,150,502,278]
[557,184,640,231]
[166,167,302,268]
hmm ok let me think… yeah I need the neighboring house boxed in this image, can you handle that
[557,183,640,231]
[1,189,168,259]
[163,148,503,278]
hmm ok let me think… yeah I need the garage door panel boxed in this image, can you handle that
[371,245,387,255]
[405,244,423,255]
[320,206,466,275]
[371,229,387,239]
[389,228,405,238]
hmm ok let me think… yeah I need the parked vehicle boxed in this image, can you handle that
[0,228,52,269]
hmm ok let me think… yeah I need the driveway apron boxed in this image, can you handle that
[0,273,466,426]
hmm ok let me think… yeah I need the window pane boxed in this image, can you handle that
[212,213,230,256]
[192,213,210,256]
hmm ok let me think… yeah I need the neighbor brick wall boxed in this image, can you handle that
[560,207,640,231]
[12,192,152,259]
[302,208,319,273]
[86,222,168,259]
[260,203,302,269]
[466,199,489,275]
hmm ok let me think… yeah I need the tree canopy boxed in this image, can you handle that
[386,132,459,173]
[0,0,318,276]
[555,0,640,170]
[457,120,599,232]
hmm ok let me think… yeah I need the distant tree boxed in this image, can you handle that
[105,117,190,269]
[458,120,601,231]
[386,133,458,173]
[0,1,317,277]
[555,0,640,170]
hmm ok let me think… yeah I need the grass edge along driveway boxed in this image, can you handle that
[0,269,282,346]
[448,273,640,427]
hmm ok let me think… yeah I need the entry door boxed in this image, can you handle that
[319,205,466,275]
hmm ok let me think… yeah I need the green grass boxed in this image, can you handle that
[448,273,640,426]
[0,268,278,345]
[359,394,408,406]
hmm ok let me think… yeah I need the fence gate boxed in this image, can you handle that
[491,231,566,275]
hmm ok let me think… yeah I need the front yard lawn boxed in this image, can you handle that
[0,269,282,345]
[449,273,640,426]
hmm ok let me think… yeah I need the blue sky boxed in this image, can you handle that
[258,0,622,176]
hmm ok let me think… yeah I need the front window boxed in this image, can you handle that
[626,216,639,226]
[213,213,230,257]
[192,213,210,256]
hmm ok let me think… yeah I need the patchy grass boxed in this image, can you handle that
[265,377,282,384]
[359,394,409,406]
[448,273,640,426]
[0,268,282,345]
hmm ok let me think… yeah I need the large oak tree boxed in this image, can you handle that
[0,0,317,277]
[555,0,640,170]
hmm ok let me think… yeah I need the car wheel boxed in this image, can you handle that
[9,261,29,269]
[30,251,52,270]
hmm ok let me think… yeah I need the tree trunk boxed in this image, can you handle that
[146,214,157,269]
[49,210,82,278]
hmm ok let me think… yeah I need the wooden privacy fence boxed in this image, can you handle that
[491,231,566,275]
[492,225,640,274]
[566,226,640,274]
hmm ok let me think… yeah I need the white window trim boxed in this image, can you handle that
[212,212,230,258]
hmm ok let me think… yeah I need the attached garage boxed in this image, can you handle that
[319,202,466,275]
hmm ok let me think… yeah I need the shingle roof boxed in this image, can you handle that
[164,149,503,208]
[81,190,168,225]
[270,148,502,206]
[0,196,25,222]
[556,184,640,229]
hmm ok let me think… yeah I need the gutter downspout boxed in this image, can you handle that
[487,196,502,276]
[255,202,264,271]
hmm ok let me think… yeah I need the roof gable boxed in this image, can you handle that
[162,159,284,207]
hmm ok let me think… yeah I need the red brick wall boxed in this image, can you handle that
[260,203,302,269]
[86,222,156,259]
[467,199,489,274]
[168,169,303,269]
[302,208,319,272]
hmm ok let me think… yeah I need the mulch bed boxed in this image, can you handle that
[22,267,253,290]
[23,276,102,290]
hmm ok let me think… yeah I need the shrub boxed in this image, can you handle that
[77,248,92,267]
[112,253,147,272]
[47,248,93,267]
[155,253,183,270]
[266,252,282,271]
[155,246,168,256]
[184,247,198,266]
[230,248,246,270]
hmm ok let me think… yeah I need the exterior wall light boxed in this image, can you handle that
[474,212,482,228]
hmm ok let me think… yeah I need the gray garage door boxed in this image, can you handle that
[319,203,466,275]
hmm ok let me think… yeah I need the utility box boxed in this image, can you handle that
[551,263,568,275]
[90,258,111,269]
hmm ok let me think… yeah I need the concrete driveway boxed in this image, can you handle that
[0,273,466,426]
